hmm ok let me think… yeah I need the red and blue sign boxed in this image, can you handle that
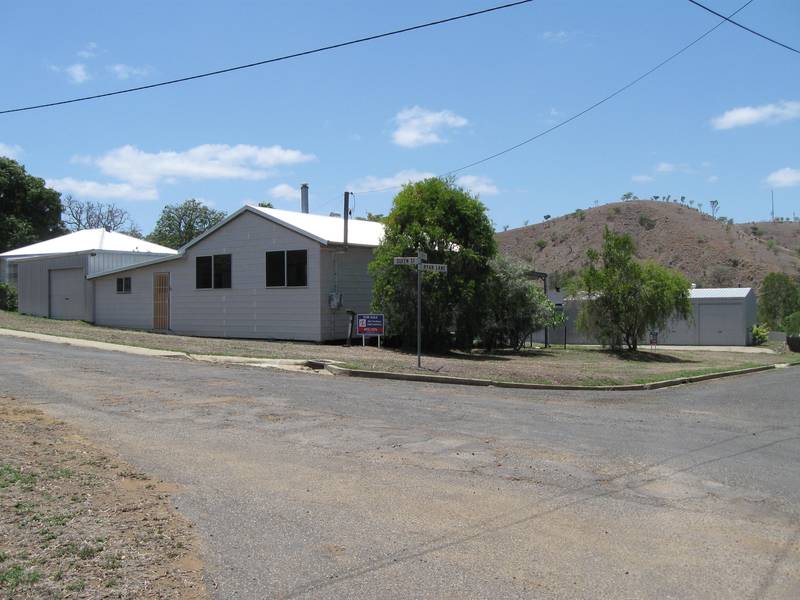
[357,313,385,336]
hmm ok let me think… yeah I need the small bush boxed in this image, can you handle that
[751,324,769,346]
[574,209,586,221]
[784,311,800,337]
[0,283,17,311]
[638,214,656,230]
[535,239,547,251]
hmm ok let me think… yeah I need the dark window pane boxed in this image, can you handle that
[286,250,307,287]
[116,278,123,293]
[196,256,212,288]
[213,254,232,289]
[124,277,131,293]
[266,251,286,287]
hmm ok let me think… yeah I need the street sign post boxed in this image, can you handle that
[393,251,448,368]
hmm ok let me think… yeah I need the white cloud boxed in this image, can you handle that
[269,183,300,201]
[631,174,654,183]
[94,143,315,187]
[707,175,719,183]
[109,64,150,80]
[541,31,572,43]
[52,143,314,202]
[0,143,22,160]
[456,175,498,196]
[711,100,800,130]
[349,169,435,192]
[64,63,90,84]
[655,162,675,173]
[46,177,157,201]
[391,106,467,148]
[766,167,800,188]
[76,42,97,59]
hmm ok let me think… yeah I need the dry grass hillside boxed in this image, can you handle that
[496,200,800,288]
[739,220,800,256]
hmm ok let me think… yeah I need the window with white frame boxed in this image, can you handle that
[116,277,131,294]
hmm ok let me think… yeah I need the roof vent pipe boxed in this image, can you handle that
[343,191,350,250]
[301,183,309,213]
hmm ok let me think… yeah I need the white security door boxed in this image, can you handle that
[49,268,85,320]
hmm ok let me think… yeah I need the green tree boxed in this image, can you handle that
[369,178,496,352]
[758,272,800,329]
[576,228,692,351]
[481,256,562,351]
[147,199,226,249]
[0,157,66,253]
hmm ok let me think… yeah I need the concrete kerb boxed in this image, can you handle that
[0,328,186,358]
[2,327,797,390]
[325,363,790,392]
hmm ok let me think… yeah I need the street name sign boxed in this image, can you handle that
[420,263,447,273]
[393,257,420,265]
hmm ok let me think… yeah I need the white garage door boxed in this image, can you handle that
[49,268,85,320]
[698,303,742,346]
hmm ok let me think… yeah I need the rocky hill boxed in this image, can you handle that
[496,200,800,289]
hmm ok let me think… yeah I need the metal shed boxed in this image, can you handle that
[534,287,757,347]
[1,229,177,321]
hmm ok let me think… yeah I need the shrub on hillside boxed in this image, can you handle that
[0,283,18,311]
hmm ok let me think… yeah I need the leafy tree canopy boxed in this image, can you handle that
[481,255,563,351]
[758,272,800,330]
[0,157,66,253]
[369,178,496,352]
[147,198,226,249]
[576,227,691,351]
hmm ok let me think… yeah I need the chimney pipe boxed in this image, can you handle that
[343,191,350,250]
[301,183,309,213]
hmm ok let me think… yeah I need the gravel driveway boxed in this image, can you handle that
[1,336,798,599]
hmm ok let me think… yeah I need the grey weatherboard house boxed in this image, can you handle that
[88,205,384,342]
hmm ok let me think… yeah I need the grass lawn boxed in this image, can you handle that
[0,310,791,386]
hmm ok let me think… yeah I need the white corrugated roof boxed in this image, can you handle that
[0,229,178,257]
[248,205,384,247]
[690,287,752,299]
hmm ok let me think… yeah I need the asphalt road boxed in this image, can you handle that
[1,336,799,599]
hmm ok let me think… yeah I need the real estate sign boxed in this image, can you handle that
[357,313,385,337]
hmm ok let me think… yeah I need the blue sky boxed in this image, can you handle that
[2,0,798,232]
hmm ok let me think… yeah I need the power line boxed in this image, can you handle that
[355,0,756,195]
[0,0,535,115]
[686,0,799,54]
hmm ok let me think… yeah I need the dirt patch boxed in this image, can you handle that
[0,396,207,599]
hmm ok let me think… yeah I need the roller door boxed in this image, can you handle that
[697,303,742,346]
[49,268,85,320]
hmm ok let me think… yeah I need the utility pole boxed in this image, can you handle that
[417,249,422,368]
[771,189,775,222]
